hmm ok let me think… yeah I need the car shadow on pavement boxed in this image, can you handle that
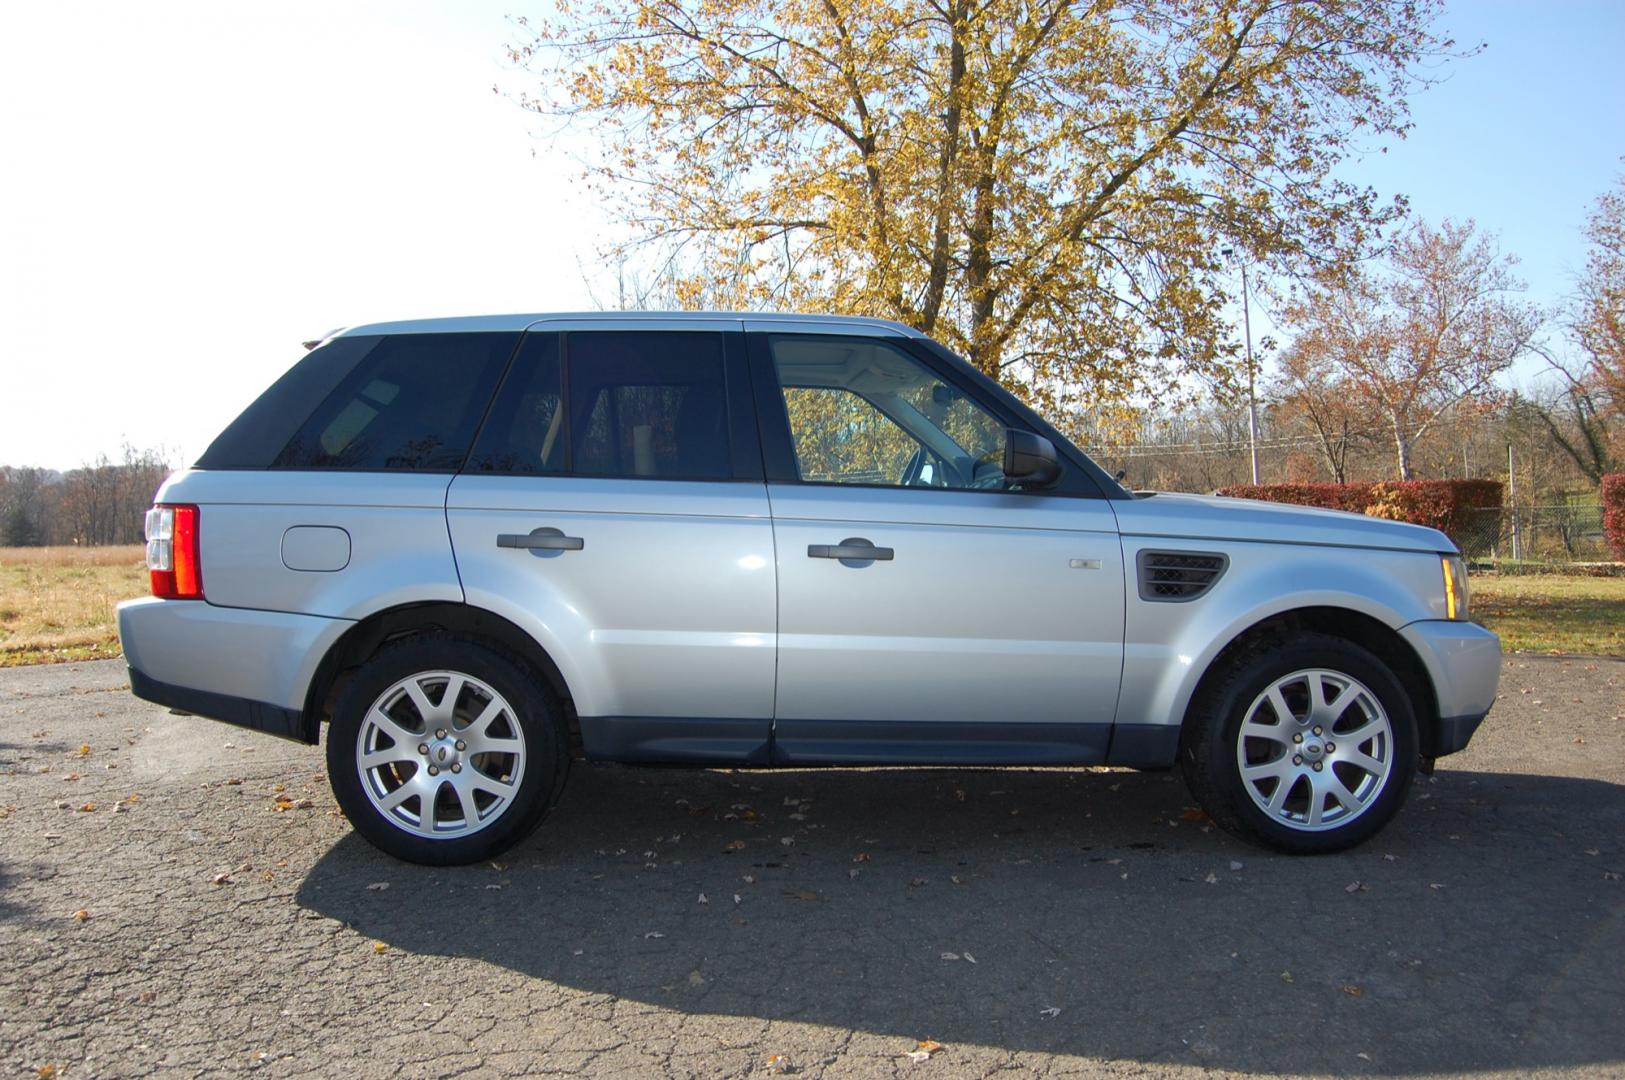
[296,763,1625,1074]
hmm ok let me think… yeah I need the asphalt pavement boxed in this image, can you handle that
[1,656,1622,1078]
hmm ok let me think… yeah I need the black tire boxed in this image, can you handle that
[325,635,568,865]
[1179,632,1418,854]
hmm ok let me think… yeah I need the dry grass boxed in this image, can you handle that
[1469,573,1625,657]
[0,546,148,666]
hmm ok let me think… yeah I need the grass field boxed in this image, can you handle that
[1467,573,1625,656]
[2,546,1623,666]
[0,545,147,666]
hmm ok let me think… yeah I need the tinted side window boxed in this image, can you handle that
[196,335,382,469]
[769,335,1007,490]
[273,332,518,471]
[466,333,565,474]
[568,331,731,480]
[783,386,925,484]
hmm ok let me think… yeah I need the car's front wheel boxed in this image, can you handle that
[1180,633,1418,854]
[325,636,568,865]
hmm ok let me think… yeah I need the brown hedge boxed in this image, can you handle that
[1215,480,1504,548]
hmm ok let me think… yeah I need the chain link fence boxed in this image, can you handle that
[1461,504,1614,565]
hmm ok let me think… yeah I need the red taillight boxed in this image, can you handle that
[146,504,204,600]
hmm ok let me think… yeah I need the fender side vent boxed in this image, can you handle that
[1137,550,1228,602]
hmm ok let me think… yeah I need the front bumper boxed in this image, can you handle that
[1399,619,1502,758]
[117,597,350,743]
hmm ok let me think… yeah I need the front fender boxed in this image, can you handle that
[1116,540,1446,731]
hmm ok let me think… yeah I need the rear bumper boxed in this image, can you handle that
[117,597,349,741]
[128,666,314,743]
[1399,619,1502,758]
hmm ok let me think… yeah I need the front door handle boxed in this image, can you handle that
[808,538,894,561]
[497,527,584,551]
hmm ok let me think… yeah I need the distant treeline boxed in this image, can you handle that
[1,447,174,547]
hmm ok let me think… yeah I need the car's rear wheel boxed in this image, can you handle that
[1180,633,1418,854]
[326,636,567,865]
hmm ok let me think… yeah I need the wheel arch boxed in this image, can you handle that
[302,602,578,747]
[1180,606,1441,757]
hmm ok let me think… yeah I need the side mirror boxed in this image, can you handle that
[1003,429,1061,488]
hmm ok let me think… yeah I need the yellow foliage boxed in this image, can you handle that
[512,0,1455,423]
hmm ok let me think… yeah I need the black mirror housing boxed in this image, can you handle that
[1004,429,1062,488]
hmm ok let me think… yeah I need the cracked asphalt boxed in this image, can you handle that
[1,656,1622,1079]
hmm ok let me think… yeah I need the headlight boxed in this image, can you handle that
[1441,555,1469,621]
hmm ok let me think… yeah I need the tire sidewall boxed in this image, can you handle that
[1197,638,1419,854]
[325,637,565,866]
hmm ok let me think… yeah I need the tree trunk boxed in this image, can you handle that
[1391,415,1414,481]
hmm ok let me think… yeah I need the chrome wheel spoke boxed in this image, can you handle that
[404,681,438,723]
[370,708,421,749]
[454,780,482,828]
[377,784,416,813]
[1339,748,1385,775]
[1266,774,1295,816]
[1241,720,1291,745]
[1243,758,1290,782]
[1340,719,1386,747]
[471,735,522,756]
[1323,682,1359,724]
[1326,773,1361,813]
[1305,777,1328,827]
[359,745,414,770]
[472,774,517,800]
[419,778,441,833]
[1265,687,1297,726]
[464,698,505,740]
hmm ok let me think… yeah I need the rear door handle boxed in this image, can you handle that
[808,538,893,561]
[497,527,584,551]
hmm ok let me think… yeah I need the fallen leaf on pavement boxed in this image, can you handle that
[78,803,96,812]
[211,873,233,886]
[373,942,388,954]
[723,839,746,853]
[763,1053,791,1073]
[71,909,89,922]
[1342,984,1363,997]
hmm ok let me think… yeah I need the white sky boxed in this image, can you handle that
[3,2,1622,470]
[1,1,605,470]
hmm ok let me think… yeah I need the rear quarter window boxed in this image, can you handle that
[272,332,518,472]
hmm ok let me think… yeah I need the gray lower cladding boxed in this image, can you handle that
[578,716,1184,768]
[127,666,317,744]
[1431,712,1490,758]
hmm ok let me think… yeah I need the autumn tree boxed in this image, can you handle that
[1576,176,1625,408]
[1277,219,1539,480]
[512,0,1461,417]
[1268,348,1377,483]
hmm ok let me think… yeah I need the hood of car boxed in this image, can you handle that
[1111,492,1453,554]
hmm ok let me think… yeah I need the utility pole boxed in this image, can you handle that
[1507,442,1520,562]
[1223,246,1261,484]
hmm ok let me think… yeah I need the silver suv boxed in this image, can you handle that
[118,313,1500,864]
